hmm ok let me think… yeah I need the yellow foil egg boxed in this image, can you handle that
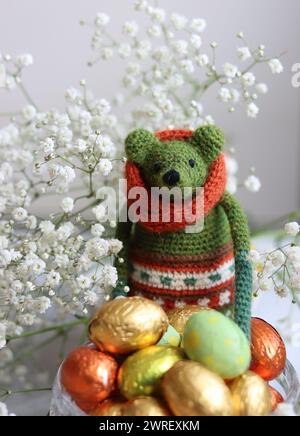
[90,399,126,416]
[122,397,171,417]
[167,306,210,335]
[89,297,169,354]
[162,360,233,416]
[118,345,185,399]
[229,371,272,416]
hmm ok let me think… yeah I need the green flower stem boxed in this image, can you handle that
[17,81,40,111]
[6,318,88,343]
[0,387,52,400]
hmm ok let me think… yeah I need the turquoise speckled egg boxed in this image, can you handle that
[183,310,251,379]
[157,325,181,348]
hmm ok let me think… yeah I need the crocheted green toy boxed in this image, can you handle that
[112,126,253,338]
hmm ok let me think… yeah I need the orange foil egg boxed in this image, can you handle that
[269,386,284,412]
[250,318,286,381]
[61,346,118,413]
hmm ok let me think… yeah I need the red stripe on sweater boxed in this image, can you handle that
[129,277,235,297]
[131,251,235,273]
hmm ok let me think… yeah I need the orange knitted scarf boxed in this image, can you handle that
[125,130,227,233]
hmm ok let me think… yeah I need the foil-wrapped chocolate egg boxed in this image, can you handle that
[122,397,171,416]
[230,371,272,416]
[89,297,169,354]
[90,398,126,416]
[61,346,118,413]
[162,360,233,416]
[118,345,185,399]
[250,318,286,381]
[167,305,210,335]
[269,386,284,412]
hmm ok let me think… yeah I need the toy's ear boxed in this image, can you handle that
[125,129,160,165]
[191,125,225,164]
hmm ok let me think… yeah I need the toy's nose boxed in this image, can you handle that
[163,170,180,186]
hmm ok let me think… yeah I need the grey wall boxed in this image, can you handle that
[1,0,300,227]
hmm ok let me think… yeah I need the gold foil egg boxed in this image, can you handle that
[167,305,210,335]
[90,398,126,416]
[122,397,171,417]
[230,371,272,416]
[162,360,233,416]
[89,297,169,354]
[118,345,185,399]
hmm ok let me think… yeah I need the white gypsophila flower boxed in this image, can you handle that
[270,251,285,267]
[180,60,195,74]
[249,250,261,264]
[247,102,260,118]
[22,105,37,121]
[75,138,87,152]
[100,265,118,289]
[108,239,123,255]
[223,63,239,79]
[97,159,113,176]
[147,24,162,38]
[91,223,105,237]
[77,275,92,289]
[226,176,238,195]
[226,156,239,176]
[218,87,232,103]
[25,216,37,230]
[16,53,33,67]
[95,13,110,27]
[12,207,28,222]
[242,72,256,87]
[61,197,74,213]
[85,237,109,259]
[39,221,55,234]
[172,40,189,56]
[190,18,207,33]
[256,83,268,94]
[237,47,251,61]
[285,222,300,237]
[269,58,284,74]
[41,137,55,154]
[244,175,261,192]
[0,323,6,349]
[148,7,166,23]
[45,271,61,288]
[290,275,300,291]
[190,34,202,50]
[100,47,114,60]
[84,290,99,306]
[123,21,139,37]
[92,204,107,222]
[170,13,188,30]
[259,277,273,292]
[287,246,300,264]
[118,43,132,58]
[134,0,148,11]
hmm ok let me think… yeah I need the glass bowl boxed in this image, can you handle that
[49,360,300,416]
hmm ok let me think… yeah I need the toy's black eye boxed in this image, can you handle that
[153,162,161,173]
[189,159,195,168]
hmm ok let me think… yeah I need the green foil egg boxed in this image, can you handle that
[157,325,181,347]
[183,310,251,379]
[118,345,185,399]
